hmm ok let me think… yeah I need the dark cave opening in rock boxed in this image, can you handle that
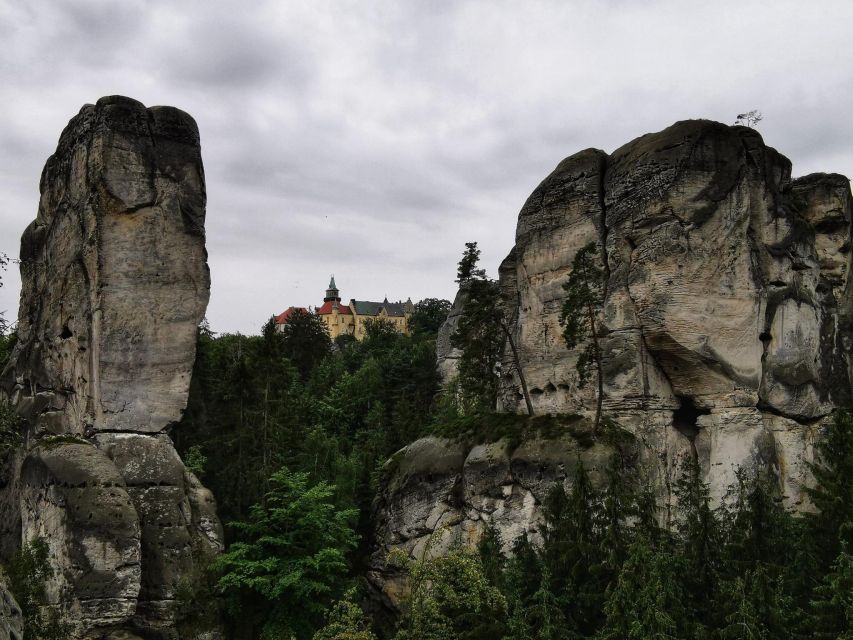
[672,395,710,439]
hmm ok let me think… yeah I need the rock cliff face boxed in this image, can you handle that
[0,574,22,640]
[386,120,851,607]
[0,96,222,639]
[495,120,852,507]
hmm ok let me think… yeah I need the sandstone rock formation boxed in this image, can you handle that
[0,574,23,640]
[368,424,618,615]
[391,120,851,607]
[495,120,852,507]
[0,96,222,639]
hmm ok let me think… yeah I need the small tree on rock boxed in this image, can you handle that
[560,241,607,433]
[451,242,534,416]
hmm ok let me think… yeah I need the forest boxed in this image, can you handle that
[169,303,852,640]
[0,253,851,640]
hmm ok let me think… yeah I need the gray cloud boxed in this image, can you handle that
[2,0,853,333]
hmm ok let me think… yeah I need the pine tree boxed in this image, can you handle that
[674,453,719,629]
[450,244,534,415]
[213,468,358,639]
[540,464,605,636]
[811,523,853,640]
[717,474,799,640]
[477,522,505,591]
[807,410,853,565]
[559,241,607,433]
[597,540,690,640]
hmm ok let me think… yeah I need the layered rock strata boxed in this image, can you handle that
[368,424,620,615]
[438,121,852,509]
[0,96,222,639]
[393,121,852,608]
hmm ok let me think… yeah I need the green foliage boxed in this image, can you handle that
[390,540,507,640]
[5,537,72,640]
[456,242,486,284]
[212,468,358,639]
[0,251,8,335]
[807,410,853,564]
[408,298,451,337]
[559,241,606,429]
[278,310,332,380]
[0,398,23,455]
[597,541,691,640]
[184,444,207,476]
[811,524,853,640]
[450,278,503,412]
[313,588,378,640]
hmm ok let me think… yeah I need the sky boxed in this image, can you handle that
[2,0,852,335]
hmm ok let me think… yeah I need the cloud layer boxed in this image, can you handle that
[2,0,852,333]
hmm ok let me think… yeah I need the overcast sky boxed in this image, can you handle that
[2,0,852,334]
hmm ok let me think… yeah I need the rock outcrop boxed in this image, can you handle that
[368,421,620,615]
[0,574,23,640]
[0,96,222,639]
[495,120,851,507]
[382,120,851,607]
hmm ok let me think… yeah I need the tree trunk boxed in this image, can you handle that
[587,304,603,436]
[502,322,534,417]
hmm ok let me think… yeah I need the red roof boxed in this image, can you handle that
[275,307,309,324]
[316,301,352,315]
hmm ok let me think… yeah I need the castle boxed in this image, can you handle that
[276,277,414,340]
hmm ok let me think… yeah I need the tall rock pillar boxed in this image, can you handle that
[1,96,222,639]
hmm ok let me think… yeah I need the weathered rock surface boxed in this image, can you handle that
[0,573,23,640]
[0,96,222,639]
[492,120,851,508]
[382,120,851,607]
[368,424,618,616]
[435,289,467,383]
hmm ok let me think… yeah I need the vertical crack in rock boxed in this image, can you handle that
[0,96,223,639]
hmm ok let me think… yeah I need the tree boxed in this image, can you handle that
[313,588,378,640]
[278,310,332,380]
[811,524,853,640]
[807,410,853,565]
[597,540,692,640]
[560,241,607,433]
[734,110,763,128]
[451,243,534,416]
[674,453,719,629]
[539,465,605,636]
[0,251,8,336]
[212,468,358,639]
[408,298,452,337]
[390,541,507,640]
[6,537,72,639]
[456,242,486,284]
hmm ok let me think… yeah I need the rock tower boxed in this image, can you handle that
[0,96,222,639]
[373,120,852,611]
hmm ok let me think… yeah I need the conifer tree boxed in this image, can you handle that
[811,523,853,640]
[597,540,691,640]
[674,453,719,629]
[540,463,605,636]
[451,242,534,415]
[560,241,607,433]
[807,410,853,565]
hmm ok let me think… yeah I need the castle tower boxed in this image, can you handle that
[324,275,341,306]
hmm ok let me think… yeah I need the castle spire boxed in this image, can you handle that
[324,275,341,303]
